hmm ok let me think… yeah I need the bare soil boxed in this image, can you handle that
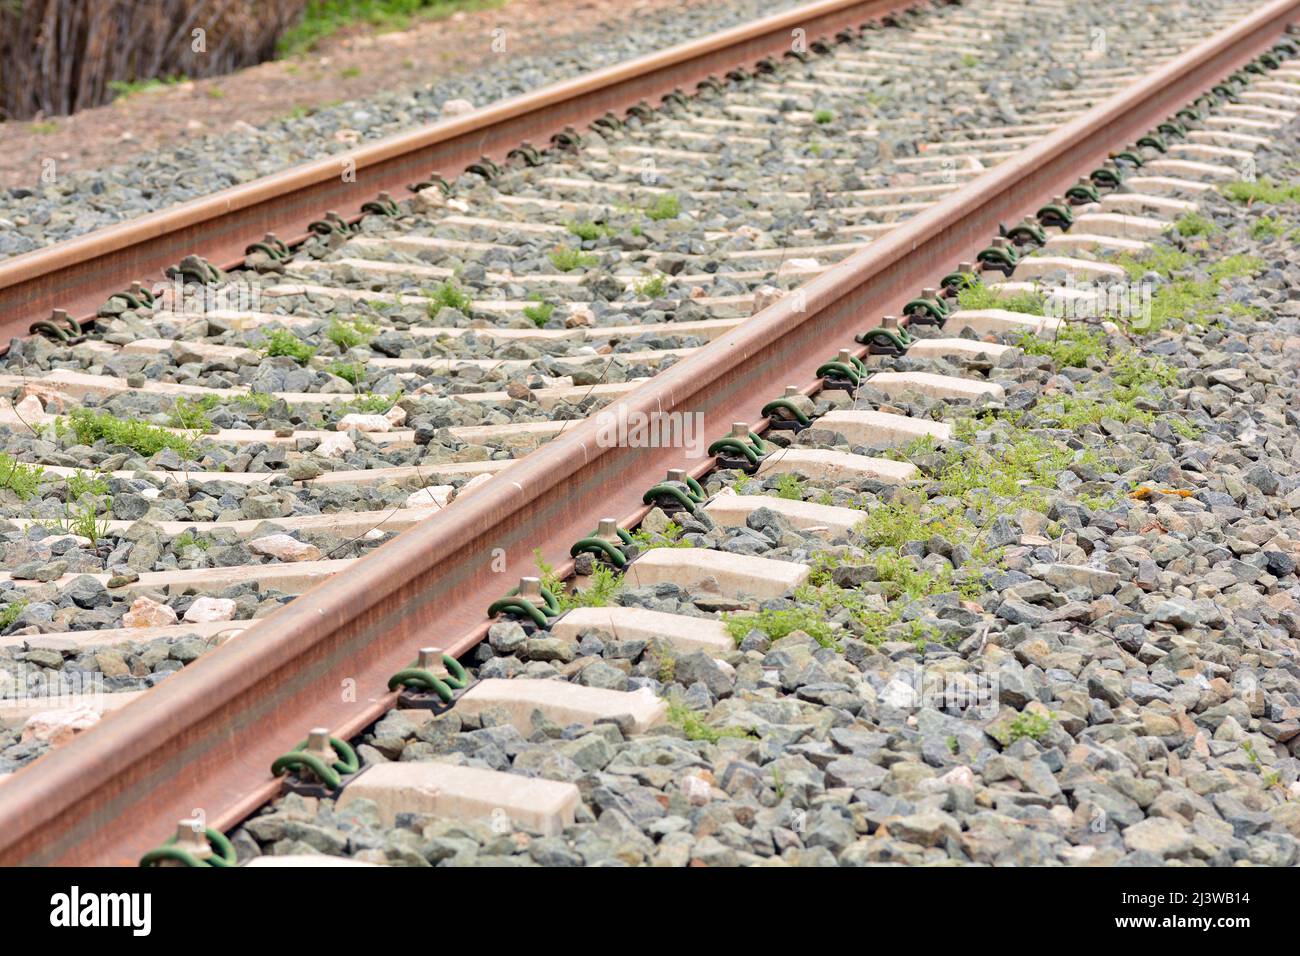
[0,0,692,190]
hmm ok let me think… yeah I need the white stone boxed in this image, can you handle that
[384,405,407,426]
[751,285,785,315]
[249,534,322,562]
[404,485,452,509]
[777,257,820,276]
[566,304,594,327]
[455,472,494,499]
[337,413,391,433]
[122,596,178,628]
[14,394,44,418]
[21,704,101,745]
[882,677,917,709]
[939,765,976,790]
[442,98,475,118]
[316,433,355,459]
[184,597,237,623]
[681,775,713,806]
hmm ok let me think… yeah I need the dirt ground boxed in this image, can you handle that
[0,0,687,190]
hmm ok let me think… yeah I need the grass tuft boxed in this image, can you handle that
[260,329,317,365]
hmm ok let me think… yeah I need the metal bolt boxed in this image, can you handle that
[52,308,69,323]
[784,385,801,397]
[730,422,750,439]
[958,261,973,273]
[519,576,546,605]
[306,727,336,765]
[596,518,621,543]
[416,648,441,670]
[378,191,393,203]
[666,468,686,483]
[881,315,899,329]
[174,821,213,860]
[837,348,853,363]
[991,237,1007,248]
[922,287,939,300]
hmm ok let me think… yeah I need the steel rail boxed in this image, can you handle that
[0,0,1296,867]
[0,0,920,343]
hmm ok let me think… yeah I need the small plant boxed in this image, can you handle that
[1113,245,1193,282]
[328,361,366,386]
[174,531,211,552]
[338,391,401,415]
[168,395,219,430]
[1222,178,1300,205]
[1174,212,1217,237]
[1208,253,1264,284]
[1004,710,1053,743]
[635,274,668,298]
[650,643,677,684]
[260,329,316,365]
[1015,324,1106,368]
[629,522,693,549]
[960,53,979,67]
[233,392,278,415]
[0,599,27,629]
[327,316,377,350]
[773,473,803,500]
[1250,215,1288,241]
[548,247,599,272]
[812,108,834,124]
[0,453,45,501]
[644,193,681,222]
[1112,351,1178,392]
[724,606,836,649]
[42,496,111,547]
[1170,417,1202,440]
[425,280,473,314]
[67,409,196,458]
[31,121,58,135]
[522,298,555,328]
[956,280,1044,315]
[565,219,613,241]
[207,86,226,100]
[107,75,186,99]
[665,699,756,744]
[66,469,109,502]
[557,563,623,611]
[533,547,563,597]
[340,66,362,79]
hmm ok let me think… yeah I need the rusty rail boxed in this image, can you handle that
[0,0,1297,866]
[0,0,918,343]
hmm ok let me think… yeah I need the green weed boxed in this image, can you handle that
[327,316,378,350]
[424,280,473,314]
[67,409,197,459]
[0,454,45,501]
[1222,178,1300,205]
[724,605,836,648]
[665,699,756,744]
[260,329,316,365]
[644,194,681,221]
[0,599,27,629]
[548,247,599,272]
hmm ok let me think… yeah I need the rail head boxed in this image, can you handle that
[0,0,918,341]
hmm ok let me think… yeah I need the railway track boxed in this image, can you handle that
[0,0,1298,866]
